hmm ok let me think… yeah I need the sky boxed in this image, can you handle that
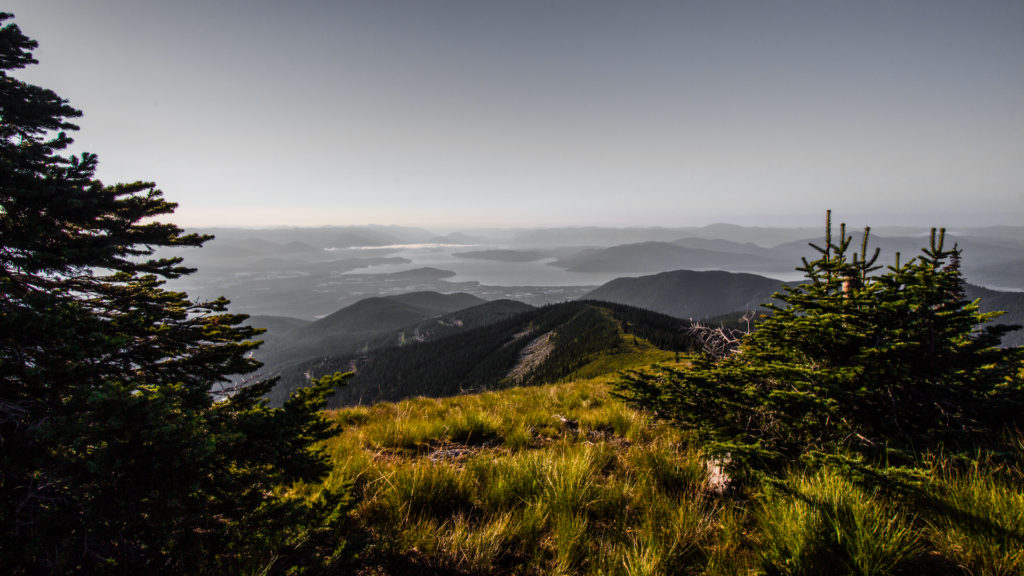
[5,1,1023,229]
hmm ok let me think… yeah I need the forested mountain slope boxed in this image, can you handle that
[251,294,532,389]
[966,284,1024,347]
[297,292,486,340]
[265,301,694,407]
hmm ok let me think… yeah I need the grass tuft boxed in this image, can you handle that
[374,460,474,522]
[756,467,920,576]
[925,459,1024,576]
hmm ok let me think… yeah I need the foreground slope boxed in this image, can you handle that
[308,374,1024,576]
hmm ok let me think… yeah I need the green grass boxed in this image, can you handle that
[321,376,728,574]
[923,458,1024,576]
[309,373,1023,575]
[754,468,921,576]
[565,333,679,382]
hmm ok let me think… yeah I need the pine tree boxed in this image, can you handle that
[616,211,1023,478]
[1,14,350,573]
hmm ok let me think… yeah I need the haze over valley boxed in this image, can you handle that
[162,222,1024,320]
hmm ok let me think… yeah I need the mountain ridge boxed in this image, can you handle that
[264,300,694,407]
[584,269,787,319]
[583,268,1024,346]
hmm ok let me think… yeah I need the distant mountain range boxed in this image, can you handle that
[583,269,788,319]
[582,269,1024,347]
[153,223,1021,324]
[503,225,824,248]
[551,241,788,273]
[544,233,1024,287]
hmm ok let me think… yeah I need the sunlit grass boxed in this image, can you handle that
[317,376,1023,575]
[372,459,475,523]
[755,467,920,576]
[924,458,1024,576]
[323,376,724,574]
[566,333,680,381]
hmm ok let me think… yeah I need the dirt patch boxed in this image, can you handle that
[505,331,555,384]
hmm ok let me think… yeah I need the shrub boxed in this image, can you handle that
[617,211,1023,476]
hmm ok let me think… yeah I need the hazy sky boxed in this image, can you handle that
[6,1,1023,228]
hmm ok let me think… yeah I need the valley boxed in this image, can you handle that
[158,223,1024,321]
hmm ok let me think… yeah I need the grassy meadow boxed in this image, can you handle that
[285,341,1024,576]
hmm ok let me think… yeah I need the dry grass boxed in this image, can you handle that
[313,371,1023,575]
